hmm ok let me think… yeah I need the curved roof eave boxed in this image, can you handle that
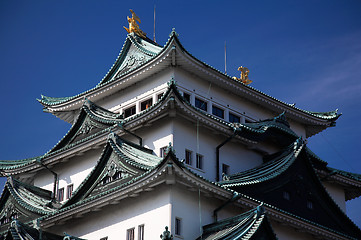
[38,30,340,134]
[37,32,172,112]
[169,33,341,126]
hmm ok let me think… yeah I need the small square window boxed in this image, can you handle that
[222,164,229,175]
[283,191,290,200]
[212,105,224,119]
[160,146,168,158]
[196,154,203,169]
[185,149,192,165]
[127,228,135,240]
[183,92,190,103]
[138,225,144,240]
[67,184,73,199]
[57,188,64,202]
[195,98,207,111]
[141,98,153,111]
[175,217,182,236]
[229,113,240,123]
[124,106,136,118]
[307,200,313,209]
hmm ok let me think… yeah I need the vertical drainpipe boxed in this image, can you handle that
[37,159,58,202]
[215,129,236,182]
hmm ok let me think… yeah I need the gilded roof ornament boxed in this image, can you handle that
[123,9,147,38]
[233,66,252,85]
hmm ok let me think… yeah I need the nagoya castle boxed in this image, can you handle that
[1,10,361,240]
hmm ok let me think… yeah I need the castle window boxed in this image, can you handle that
[229,112,240,123]
[141,98,153,111]
[183,92,190,103]
[127,228,135,240]
[175,217,182,236]
[57,188,64,202]
[222,164,230,175]
[124,105,136,118]
[307,200,313,209]
[138,225,144,240]
[160,146,168,158]
[195,98,207,111]
[212,105,224,119]
[67,184,73,199]
[283,191,290,200]
[196,154,203,169]
[185,149,192,165]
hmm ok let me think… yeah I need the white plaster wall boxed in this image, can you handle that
[272,221,318,240]
[136,118,174,157]
[98,69,174,112]
[322,181,346,212]
[175,69,274,121]
[47,185,171,240]
[34,148,102,201]
[175,68,307,138]
[172,118,264,181]
[170,184,246,239]
[220,141,264,175]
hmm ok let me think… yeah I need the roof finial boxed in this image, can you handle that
[123,9,147,38]
[232,66,252,85]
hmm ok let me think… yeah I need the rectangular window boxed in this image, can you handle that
[212,105,224,119]
[183,92,190,103]
[141,98,153,111]
[185,149,192,165]
[138,225,144,240]
[195,98,207,111]
[175,217,182,236]
[222,164,230,175]
[307,200,313,210]
[196,154,203,169]
[160,146,168,158]
[283,191,290,200]
[127,228,135,240]
[124,106,136,118]
[57,188,64,202]
[229,112,240,123]
[67,184,73,199]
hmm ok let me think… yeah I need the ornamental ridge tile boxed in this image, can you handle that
[37,30,340,127]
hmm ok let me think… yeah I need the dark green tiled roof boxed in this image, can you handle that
[0,157,40,171]
[38,33,163,107]
[61,133,162,208]
[197,205,277,240]
[219,138,304,187]
[2,220,78,240]
[1,178,57,215]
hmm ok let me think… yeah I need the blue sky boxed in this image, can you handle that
[1,0,361,227]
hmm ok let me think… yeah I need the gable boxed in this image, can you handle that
[223,142,361,239]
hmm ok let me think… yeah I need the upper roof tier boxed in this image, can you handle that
[38,30,340,137]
